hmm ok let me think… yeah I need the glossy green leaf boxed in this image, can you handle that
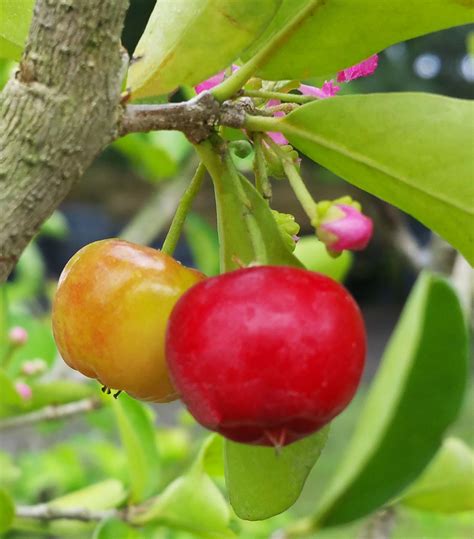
[0,0,34,60]
[112,394,160,503]
[0,488,14,533]
[399,437,474,513]
[50,479,127,510]
[244,0,474,80]
[197,141,303,272]
[93,518,140,539]
[226,427,329,520]
[184,213,220,276]
[135,470,232,537]
[128,0,281,98]
[294,236,353,282]
[314,272,468,527]
[282,94,474,265]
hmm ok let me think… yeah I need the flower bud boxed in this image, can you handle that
[21,358,47,377]
[15,382,32,401]
[195,65,238,94]
[8,326,28,346]
[272,210,300,252]
[317,204,373,253]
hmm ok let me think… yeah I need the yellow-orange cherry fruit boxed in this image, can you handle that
[52,239,205,402]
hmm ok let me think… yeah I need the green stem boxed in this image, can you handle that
[244,114,283,133]
[265,136,317,221]
[243,89,314,105]
[253,134,272,201]
[195,139,267,266]
[161,163,206,256]
[211,0,323,102]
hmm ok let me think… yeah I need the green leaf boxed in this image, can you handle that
[112,131,191,181]
[50,479,127,510]
[93,518,140,539]
[184,213,220,276]
[135,471,232,537]
[225,427,328,520]
[195,434,225,478]
[294,236,353,282]
[0,488,14,533]
[0,0,34,60]
[314,272,468,527]
[0,369,22,409]
[244,0,474,80]
[197,140,303,272]
[282,94,474,265]
[399,437,474,513]
[128,0,281,98]
[112,394,160,504]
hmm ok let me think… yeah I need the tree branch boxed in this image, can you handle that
[119,93,249,142]
[0,0,129,282]
[15,505,118,523]
[0,397,101,431]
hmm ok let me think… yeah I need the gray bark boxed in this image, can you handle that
[0,0,129,281]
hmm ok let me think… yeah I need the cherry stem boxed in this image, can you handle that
[211,0,323,102]
[264,136,317,222]
[252,133,272,202]
[161,162,206,256]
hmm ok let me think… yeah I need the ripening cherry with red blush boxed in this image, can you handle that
[166,266,366,447]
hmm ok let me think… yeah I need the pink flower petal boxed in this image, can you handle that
[268,131,288,145]
[337,54,379,83]
[318,204,373,252]
[299,80,340,99]
[8,326,28,346]
[195,65,239,94]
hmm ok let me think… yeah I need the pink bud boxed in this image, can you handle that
[318,204,373,253]
[15,382,33,401]
[8,326,28,346]
[195,65,238,94]
[299,80,340,99]
[337,54,379,83]
[21,358,47,376]
[266,99,289,145]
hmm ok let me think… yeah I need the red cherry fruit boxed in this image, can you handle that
[166,266,366,447]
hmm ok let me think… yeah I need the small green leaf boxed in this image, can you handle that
[0,0,34,60]
[294,236,353,282]
[50,479,127,510]
[225,427,328,520]
[112,394,160,503]
[244,0,474,80]
[128,0,281,98]
[0,488,14,532]
[195,434,225,478]
[314,272,468,527]
[282,94,474,264]
[399,437,474,513]
[93,518,140,539]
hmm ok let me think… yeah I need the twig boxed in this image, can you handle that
[0,398,101,431]
[15,505,118,523]
[119,93,248,143]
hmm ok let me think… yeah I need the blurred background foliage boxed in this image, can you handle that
[0,1,473,538]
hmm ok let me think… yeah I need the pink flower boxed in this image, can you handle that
[318,204,373,253]
[337,54,379,83]
[265,99,288,145]
[21,358,47,376]
[195,65,238,94]
[8,326,28,346]
[15,382,33,401]
[299,80,340,99]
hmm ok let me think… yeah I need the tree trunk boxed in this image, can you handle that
[0,0,129,281]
